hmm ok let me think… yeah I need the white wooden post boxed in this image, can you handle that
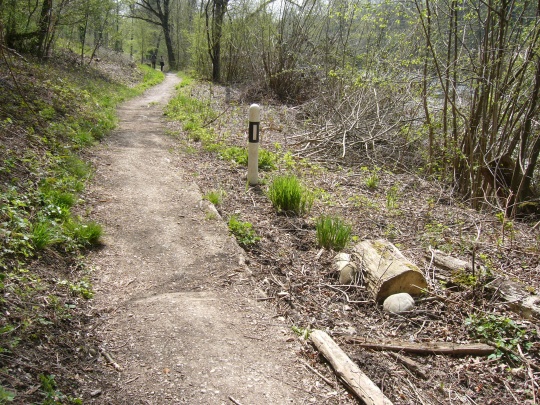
[247,104,260,186]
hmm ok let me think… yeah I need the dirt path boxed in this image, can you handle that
[86,73,324,404]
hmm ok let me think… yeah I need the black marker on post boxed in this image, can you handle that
[248,104,260,185]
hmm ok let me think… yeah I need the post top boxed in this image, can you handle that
[249,104,260,122]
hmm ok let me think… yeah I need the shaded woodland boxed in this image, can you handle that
[2,0,540,403]
[3,0,540,214]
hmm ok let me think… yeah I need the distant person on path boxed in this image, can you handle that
[160,56,165,71]
[151,53,156,69]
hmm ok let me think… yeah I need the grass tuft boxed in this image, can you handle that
[267,175,314,216]
[203,189,226,206]
[315,215,352,251]
[65,220,103,247]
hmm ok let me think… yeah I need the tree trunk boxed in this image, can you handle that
[37,0,53,59]
[206,0,229,82]
[163,20,176,70]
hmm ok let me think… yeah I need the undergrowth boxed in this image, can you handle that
[228,215,261,247]
[0,52,161,403]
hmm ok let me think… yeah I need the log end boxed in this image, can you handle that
[376,268,428,303]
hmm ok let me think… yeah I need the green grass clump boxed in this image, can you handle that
[267,175,314,216]
[64,219,103,247]
[31,221,57,250]
[228,215,261,247]
[365,173,379,189]
[203,189,226,206]
[316,215,352,251]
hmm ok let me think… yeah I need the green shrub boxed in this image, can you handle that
[465,314,536,364]
[267,175,314,216]
[228,215,260,247]
[316,215,352,251]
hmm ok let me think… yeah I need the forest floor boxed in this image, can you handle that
[2,53,539,403]
[155,76,540,404]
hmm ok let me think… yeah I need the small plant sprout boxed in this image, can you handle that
[386,185,399,209]
[316,215,352,251]
[228,215,261,247]
[291,325,311,340]
[364,167,381,189]
[203,189,226,206]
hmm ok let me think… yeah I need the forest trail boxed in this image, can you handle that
[86,73,320,404]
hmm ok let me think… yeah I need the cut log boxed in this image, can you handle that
[354,240,427,302]
[427,250,540,320]
[310,330,393,405]
[344,337,495,356]
[486,278,540,320]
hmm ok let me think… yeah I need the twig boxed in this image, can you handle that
[243,335,263,341]
[387,352,428,380]
[100,348,123,371]
[503,379,520,403]
[125,375,140,384]
[300,359,336,388]
[518,344,538,404]
[405,378,429,405]
[322,283,369,304]
[228,396,244,405]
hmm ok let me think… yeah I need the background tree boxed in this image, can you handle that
[204,0,229,82]
[132,0,177,69]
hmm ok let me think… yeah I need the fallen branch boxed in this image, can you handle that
[310,330,393,405]
[345,337,495,356]
[386,352,428,380]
